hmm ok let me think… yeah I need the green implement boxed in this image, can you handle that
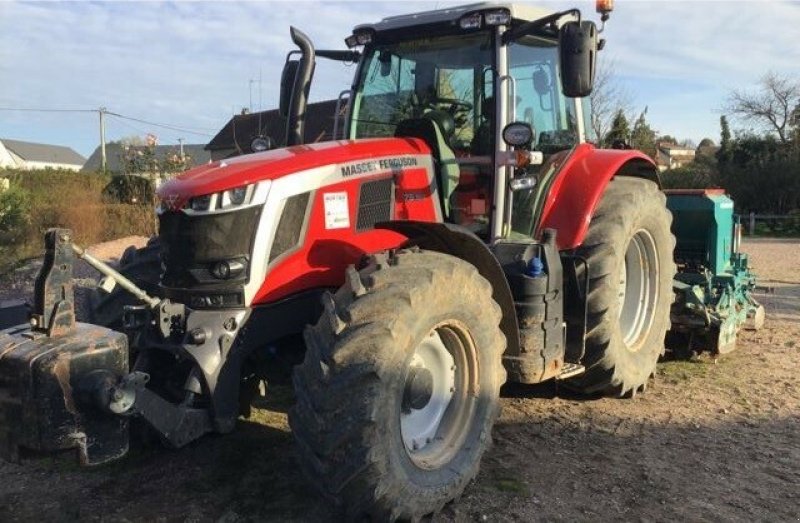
[666,189,765,356]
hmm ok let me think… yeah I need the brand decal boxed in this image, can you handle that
[160,193,185,212]
[340,157,418,177]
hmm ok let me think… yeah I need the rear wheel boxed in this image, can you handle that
[569,177,675,395]
[290,249,506,520]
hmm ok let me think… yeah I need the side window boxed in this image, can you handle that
[509,38,579,152]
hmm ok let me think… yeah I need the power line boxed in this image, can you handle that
[0,107,215,137]
[0,107,96,113]
[106,112,215,137]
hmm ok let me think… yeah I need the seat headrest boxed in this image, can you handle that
[422,110,455,141]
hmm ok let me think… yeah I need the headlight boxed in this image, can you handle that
[190,194,213,212]
[185,182,266,215]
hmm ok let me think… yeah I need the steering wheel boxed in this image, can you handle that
[429,97,473,112]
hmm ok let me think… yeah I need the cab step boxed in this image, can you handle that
[556,362,585,380]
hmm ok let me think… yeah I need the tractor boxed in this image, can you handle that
[0,2,764,520]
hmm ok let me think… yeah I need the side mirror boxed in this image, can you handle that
[279,59,300,118]
[558,20,598,98]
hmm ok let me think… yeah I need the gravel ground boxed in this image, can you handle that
[0,237,798,522]
[0,236,149,318]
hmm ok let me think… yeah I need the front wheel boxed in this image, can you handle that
[290,249,506,520]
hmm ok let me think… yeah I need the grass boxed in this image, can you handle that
[492,476,528,494]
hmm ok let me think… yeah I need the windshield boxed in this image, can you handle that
[509,36,579,153]
[350,32,494,148]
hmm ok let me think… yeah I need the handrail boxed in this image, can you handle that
[333,89,352,140]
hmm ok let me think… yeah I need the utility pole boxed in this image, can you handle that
[99,107,107,172]
[249,79,254,112]
[178,138,185,161]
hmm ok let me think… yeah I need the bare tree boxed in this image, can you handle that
[725,71,800,143]
[590,56,634,145]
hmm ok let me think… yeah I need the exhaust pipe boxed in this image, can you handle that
[285,27,316,146]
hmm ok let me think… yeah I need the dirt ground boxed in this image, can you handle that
[1,238,798,522]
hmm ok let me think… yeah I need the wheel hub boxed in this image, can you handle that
[617,229,659,350]
[400,330,455,454]
[402,367,434,412]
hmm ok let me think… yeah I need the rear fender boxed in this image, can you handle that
[537,144,660,250]
[376,221,521,357]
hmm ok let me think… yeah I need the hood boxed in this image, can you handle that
[157,137,430,203]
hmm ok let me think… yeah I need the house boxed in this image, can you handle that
[0,138,86,171]
[82,142,212,176]
[655,142,696,172]
[205,99,341,161]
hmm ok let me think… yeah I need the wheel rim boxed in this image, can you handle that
[617,229,659,350]
[400,321,478,470]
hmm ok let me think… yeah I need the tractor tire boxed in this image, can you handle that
[86,236,162,330]
[568,177,675,396]
[290,249,506,520]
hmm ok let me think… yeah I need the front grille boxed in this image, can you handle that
[356,177,393,232]
[158,206,261,289]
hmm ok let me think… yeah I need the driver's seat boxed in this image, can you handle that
[395,111,460,219]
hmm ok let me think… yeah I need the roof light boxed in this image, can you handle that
[345,30,373,48]
[596,0,614,20]
[459,13,482,30]
[596,0,614,13]
[484,9,511,26]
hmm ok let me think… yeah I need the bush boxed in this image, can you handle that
[102,175,155,204]
[0,168,158,273]
[0,185,31,245]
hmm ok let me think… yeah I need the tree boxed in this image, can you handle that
[725,71,800,144]
[605,109,630,147]
[630,108,657,159]
[717,115,732,164]
[589,57,634,145]
[696,137,717,158]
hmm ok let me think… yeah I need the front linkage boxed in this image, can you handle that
[0,229,233,465]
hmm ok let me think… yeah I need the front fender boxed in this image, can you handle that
[376,221,521,357]
[536,144,660,250]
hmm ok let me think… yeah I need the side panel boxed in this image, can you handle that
[251,156,441,304]
[536,143,660,250]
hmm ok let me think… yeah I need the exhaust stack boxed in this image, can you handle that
[285,27,316,146]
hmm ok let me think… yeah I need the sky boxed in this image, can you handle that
[1,0,799,158]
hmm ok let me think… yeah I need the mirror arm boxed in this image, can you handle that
[316,50,361,62]
[502,8,580,45]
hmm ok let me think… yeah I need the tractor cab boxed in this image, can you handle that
[340,3,601,240]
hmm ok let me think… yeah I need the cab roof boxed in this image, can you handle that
[353,2,554,34]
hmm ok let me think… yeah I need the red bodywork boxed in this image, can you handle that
[158,138,431,204]
[157,138,441,305]
[157,139,656,305]
[536,143,658,250]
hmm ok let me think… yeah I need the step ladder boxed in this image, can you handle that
[556,362,585,380]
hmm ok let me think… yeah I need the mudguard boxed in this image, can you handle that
[376,221,521,358]
[536,143,660,250]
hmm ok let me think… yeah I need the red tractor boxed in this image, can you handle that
[3,2,755,520]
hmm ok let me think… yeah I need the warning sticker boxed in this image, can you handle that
[324,192,350,230]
